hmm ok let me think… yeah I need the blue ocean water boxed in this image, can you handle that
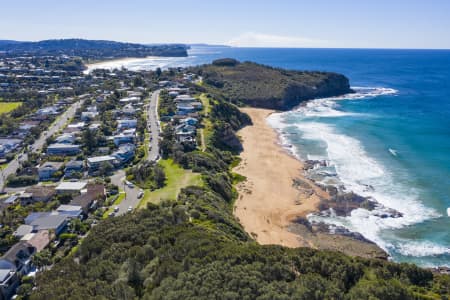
[93,46,450,267]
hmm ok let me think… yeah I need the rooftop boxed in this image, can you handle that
[56,181,87,191]
[87,155,116,164]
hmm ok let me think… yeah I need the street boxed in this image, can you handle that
[109,170,141,216]
[147,90,160,162]
[107,89,161,215]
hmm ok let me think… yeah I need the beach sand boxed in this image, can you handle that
[233,107,388,259]
[234,108,329,248]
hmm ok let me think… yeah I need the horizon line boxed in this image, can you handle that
[1,37,449,51]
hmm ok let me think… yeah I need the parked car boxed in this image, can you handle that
[125,180,134,188]
[114,206,119,212]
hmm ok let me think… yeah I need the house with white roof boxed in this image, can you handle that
[55,181,87,194]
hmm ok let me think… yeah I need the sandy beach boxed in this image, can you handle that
[83,56,168,74]
[233,108,388,259]
[234,108,329,248]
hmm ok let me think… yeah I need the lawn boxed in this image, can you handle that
[198,93,214,151]
[0,102,22,114]
[138,159,202,208]
[102,192,125,219]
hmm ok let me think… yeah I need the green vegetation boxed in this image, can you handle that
[0,101,22,114]
[158,89,176,118]
[0,39,188,60]
[126,161,166,190]
[102,192,125,219]
[191,59,352,110]
[138,159,202,207]
[30,67,450,299]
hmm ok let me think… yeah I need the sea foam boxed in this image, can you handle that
[268,87,445,261]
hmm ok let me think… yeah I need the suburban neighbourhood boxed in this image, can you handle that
[0,52,202,299]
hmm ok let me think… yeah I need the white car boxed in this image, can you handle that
[127,206,133,212]
[114,206,119,212]
[126,181,134,188]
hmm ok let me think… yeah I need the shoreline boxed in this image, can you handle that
[83,57,150,73]
[234,107,387,259]
[83,56,180,73]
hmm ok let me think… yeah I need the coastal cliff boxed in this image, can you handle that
[194,58,352,110]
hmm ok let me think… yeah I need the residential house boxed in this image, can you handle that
[119,96,140,104]
[121,104,136,115]
[112,144,135,165]
[55,205,83,219]
[13,225,34,239]
[0,242,36,299]
[29,214,68,235]
[22,186,56,204]
[67,122,86,130]
[113,132,135,147]
[38,161,63,181]
[117,119,137,130]
[70,184,105,213]
[180,117,198,126]
[35,106,59,116]
[176,103,195,115]
[55,133,75,144]
[55,181,87,195]
[87,156,117,172]
[47,143,80,156]
[64,160,84,177]
[0,139,22,158]
[21,230,51,252]
[190,102,203,110]
[175,95,196,103]
[81,106,98,121]
[88,123,101,131]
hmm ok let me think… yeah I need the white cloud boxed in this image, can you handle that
[227,32,328,48]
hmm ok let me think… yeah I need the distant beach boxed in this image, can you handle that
[84,57,156,74]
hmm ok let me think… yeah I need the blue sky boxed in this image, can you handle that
[1,0,450,49]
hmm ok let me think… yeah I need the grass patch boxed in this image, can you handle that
[199,93,212,114]
[231,172,247,184]
[138,159,202,207]
[0,102,22,114]
[143,131,150,160]
[198,93,215,150]
[102,192,125,219]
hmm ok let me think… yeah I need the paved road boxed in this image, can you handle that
[107,89,161,215]
[109,170,141,216]
[147,90,160,162]
[0,100,84,191]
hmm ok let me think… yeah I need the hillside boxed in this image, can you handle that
[0,39,188,59]
[30,72,449,299]
[193,58,352,110]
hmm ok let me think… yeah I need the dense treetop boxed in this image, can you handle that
[192,59,352,110]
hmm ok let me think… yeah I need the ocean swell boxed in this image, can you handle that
[266,87,448,263]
